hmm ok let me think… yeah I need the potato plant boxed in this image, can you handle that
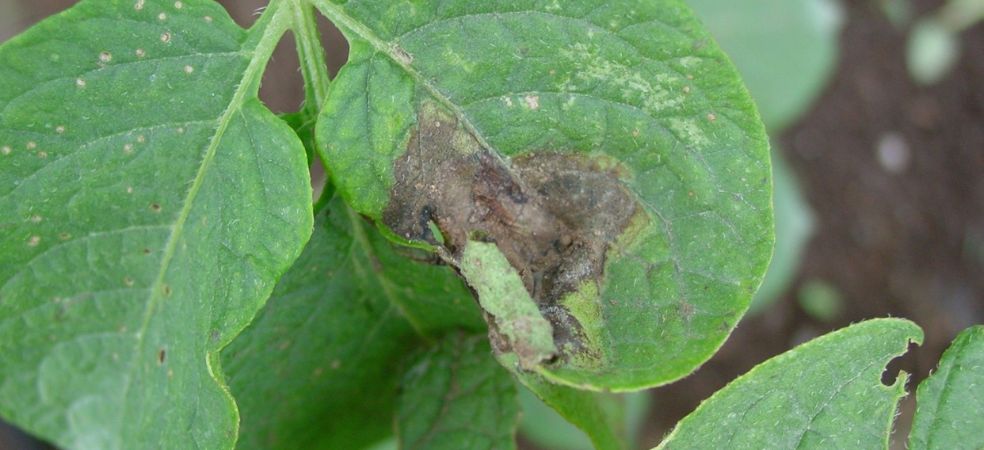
[0,1,980,449]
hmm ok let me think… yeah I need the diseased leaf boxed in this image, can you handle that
[222,196,484,450]
[314,0,772,391]
[655,319,923,449]
[0,1,311,448]
[909,325,984,450]
[396,333,518,450]
[458,239,628,450]
[459,240,556,371]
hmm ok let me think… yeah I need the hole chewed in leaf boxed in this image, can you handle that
[383,102,643,369]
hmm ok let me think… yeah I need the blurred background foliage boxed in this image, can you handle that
[1,0,981,449]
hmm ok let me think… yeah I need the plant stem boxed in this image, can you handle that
[291,0,332,115]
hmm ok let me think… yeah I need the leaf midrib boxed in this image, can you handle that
[118,2,292,441]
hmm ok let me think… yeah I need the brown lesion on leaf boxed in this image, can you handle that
[383,102,643,364]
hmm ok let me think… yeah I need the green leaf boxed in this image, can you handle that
[655,318,924,449]
[687,0,843,131]
[516,372,627,450]
[909,325,984,450]
[0,1,311,448]
[519,388,649,450]
[222,195,484,450]
[396,333,519,450]
[314,0,773,391]
[518,386,595,450]
[280,111,318,164]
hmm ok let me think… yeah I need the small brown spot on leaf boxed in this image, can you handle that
[99,51,112,63]
[157,348,166,365]
[123,276,134,287]
[134,0,144,10]
[162,284,171,296]
[678,301,695,321]
[58,232,71,240]
[160,32,171,43]
[391,45,413,65]
[27,236,41,247]
[150,203,161,212]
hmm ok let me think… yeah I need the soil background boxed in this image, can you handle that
[1,0,981,449]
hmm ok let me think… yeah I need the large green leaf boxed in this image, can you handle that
[655,319,923,449]
[687,0,843,131]
[222,196,484,450]
[396,333,518,450]
[314,0,773,391]
[909,325,984,450]
[0,1,311,448]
